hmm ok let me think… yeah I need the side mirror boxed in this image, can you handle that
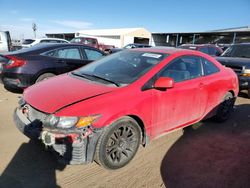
[154,77,174,90]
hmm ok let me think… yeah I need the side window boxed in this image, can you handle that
[159,55,202,82]
[57,48,81,59]
[202,58,220,75]
[84,49,103,60]
[40,40,48,43]
[199,47,209,54]
[208,47,217,56]
[43,48,81,60]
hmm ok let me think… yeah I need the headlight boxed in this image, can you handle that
[45,115,100,129]
[57,117,78,129]
[242,68,250,77]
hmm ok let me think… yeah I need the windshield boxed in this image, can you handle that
[221,45,250,58]
[73,50,168,86]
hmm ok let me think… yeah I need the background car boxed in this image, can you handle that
[110,43,151,53]
[21,38,69,48]
[14,48,238,169]
[70,37,115,54]
[178,44,223,56]
[0,43,105,90]
[216,43,250,98]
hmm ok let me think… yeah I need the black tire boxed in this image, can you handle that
[215,92,235,122]
[35,73,55,83]
[95,117,141,170]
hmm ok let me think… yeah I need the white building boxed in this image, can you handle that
[75,28,151,47]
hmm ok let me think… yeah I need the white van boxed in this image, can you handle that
[0,31,11,52]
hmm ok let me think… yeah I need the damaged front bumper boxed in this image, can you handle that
[13,107,103,164]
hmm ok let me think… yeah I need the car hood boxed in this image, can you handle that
[216,56,250,67]
[23,74,117,114]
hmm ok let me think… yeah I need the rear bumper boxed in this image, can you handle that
[1,72,33,89]
[13,107,103,164]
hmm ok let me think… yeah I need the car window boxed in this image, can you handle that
[159,55,202,82]
[84,49,103,60]
[74,50,169,85]
[202,58,220,75]
[208,47,217,56]
[199,47,209,54]
[40,40,64,43]
[43,48,81,60]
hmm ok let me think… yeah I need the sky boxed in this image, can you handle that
[0,0,249,39]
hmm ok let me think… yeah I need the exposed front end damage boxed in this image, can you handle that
[13,103,103,165]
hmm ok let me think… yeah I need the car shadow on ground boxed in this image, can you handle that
[161,103,250,188]
[0,140,66,188]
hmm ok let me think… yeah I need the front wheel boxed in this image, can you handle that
[215,92,235,122]
[95,117,141,170]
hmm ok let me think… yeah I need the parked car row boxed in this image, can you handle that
[110,43,152,54]
[178,44,223,56]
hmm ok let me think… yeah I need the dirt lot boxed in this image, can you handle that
[0,85,249,188]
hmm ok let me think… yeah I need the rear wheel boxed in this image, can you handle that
[95,117,141,170]
[35,73,55,83]
[215,92,235,122]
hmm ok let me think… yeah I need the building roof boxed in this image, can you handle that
[211,26,250,32]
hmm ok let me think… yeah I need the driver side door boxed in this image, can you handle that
[150,55,207,136]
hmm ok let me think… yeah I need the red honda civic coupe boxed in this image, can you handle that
[14,48,238,169]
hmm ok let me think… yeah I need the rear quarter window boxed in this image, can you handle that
[202,58,220,75]
[84,49,103,60]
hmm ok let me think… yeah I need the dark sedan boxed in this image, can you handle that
[0,43,104,90]
[216,43,250,98]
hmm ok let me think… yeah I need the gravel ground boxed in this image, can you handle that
[0,85,249,188]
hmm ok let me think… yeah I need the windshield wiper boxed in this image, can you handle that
[90,74,121,87]
[71,72,93,80]
[72,72,120,87]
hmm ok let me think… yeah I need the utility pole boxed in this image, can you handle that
[32,23,37,38]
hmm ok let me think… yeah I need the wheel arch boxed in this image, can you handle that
[127,115,149,147]
[228,90,235,97]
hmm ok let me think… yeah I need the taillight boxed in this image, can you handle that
[5,56,26,68]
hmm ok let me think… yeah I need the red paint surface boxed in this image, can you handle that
[23,49,239,139]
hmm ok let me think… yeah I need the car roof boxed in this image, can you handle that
[233,43,250,46]
[180,44,216,47]
[7,43,104,55]
[35,38,68,41]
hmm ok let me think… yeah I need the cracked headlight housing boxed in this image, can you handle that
[45,115,100,129]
